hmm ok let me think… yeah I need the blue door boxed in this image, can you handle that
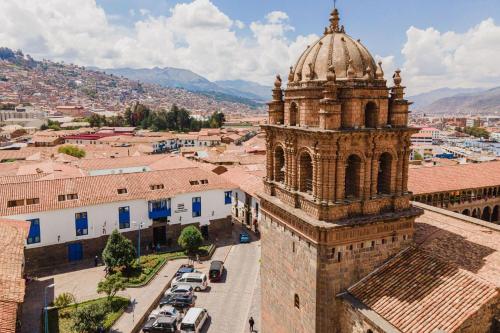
[68,243,83,262]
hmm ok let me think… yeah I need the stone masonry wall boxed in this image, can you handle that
[317,223,413,332]
[261,211,318,333]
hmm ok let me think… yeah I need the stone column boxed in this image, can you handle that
[313,154,321,200]
[326,156,337,203]
[402,149,410,193]
[395,151,404,195]
[364,152,373,200]
[266,140,274,181]
[290,147,297,191]
[335,154,345,202]
[370,153,379,198]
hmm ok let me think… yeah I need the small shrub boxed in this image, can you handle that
[71,303,106,333]
[97,275,125,302]
[54,292,76,308]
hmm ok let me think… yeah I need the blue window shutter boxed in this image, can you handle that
[225,191,232,204]
[119,206,130,229]
[75,212,88,236]
[192,197,201,217]
[27,219,40,244]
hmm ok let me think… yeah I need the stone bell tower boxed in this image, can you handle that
[259,7,422,333]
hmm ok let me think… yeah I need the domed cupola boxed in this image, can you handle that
[289,8,384,84]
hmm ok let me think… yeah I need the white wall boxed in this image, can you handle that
[5,188,235,249]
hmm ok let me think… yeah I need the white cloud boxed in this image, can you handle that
[266,11,289,24]
[401,18,500,94]
[139,8,150,16]
[0,0,316,85]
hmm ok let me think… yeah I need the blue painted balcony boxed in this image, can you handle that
[149,200,171,220]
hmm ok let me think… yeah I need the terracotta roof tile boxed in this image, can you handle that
[347,207,500,333]
[408,161,500,194]
[0,167,236,216]
[0,218,29,333]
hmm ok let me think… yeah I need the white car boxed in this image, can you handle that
[172,272,208,292]
[180,307,209,333]
[148,305,182,322]
[164,284,194,298]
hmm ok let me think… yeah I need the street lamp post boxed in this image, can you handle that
[44,283,55,333]
[133,221,144,265]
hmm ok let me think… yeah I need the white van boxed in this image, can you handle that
[180,307,209,332]
[172,272,208,291]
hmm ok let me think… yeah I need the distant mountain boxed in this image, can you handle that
[416,87,500,115]
[215,80,272,102]
[409,87,485,110]
[99,67,270,107]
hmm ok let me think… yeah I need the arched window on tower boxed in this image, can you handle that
[345,154,362,199]
[274,146,285,183]
[365,102,378,128]
[289,102,299,126]
[377,152,393,195]
[298,151,313,193]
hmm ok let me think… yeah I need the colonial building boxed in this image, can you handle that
[0,166,235,272]
[258,7,499,333]
[410,161,500,223]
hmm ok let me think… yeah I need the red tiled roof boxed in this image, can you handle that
[408,161,500,194]
[0,218,30,333]
[348,207,500,333]
[0,167,236,216]
[349,248,498,333]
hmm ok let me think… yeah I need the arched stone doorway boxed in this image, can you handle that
[298,151,313,193]
[345,154,362,199]
[492,205,499,223]
[462,209,470,216]
[482,206,492,222]
[377,152,392,195]
[472,208,480,219]
[274,146,285,183]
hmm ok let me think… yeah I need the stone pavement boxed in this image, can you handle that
[21,264,106,333]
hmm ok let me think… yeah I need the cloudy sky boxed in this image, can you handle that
[1,0,500,95]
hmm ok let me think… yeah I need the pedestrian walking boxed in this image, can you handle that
[94,255,99,267]
[249,316,255,332]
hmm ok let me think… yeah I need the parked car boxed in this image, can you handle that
[165,284,194,298]
[180,308,209,333]
[142,316,179,333]
[159,294,195,310]
[175,265,195,278]
[208,260,224,282]
[148,305,182,322]
[172,273,208,291]
[239,232,251,243]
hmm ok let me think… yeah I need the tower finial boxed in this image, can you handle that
[330,0,341,32]
[330,7,340,33]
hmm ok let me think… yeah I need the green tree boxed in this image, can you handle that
[178,226,204,254]
[97,275,125,302]
[71,303,106,333]
[413,151,423,161]
[58,145,86,158]
[209,111,225,128]
[102,230,137,272]
[87,114,107,127]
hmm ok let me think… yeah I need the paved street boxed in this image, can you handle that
[194,236,261,333]
[20,227,261,333]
